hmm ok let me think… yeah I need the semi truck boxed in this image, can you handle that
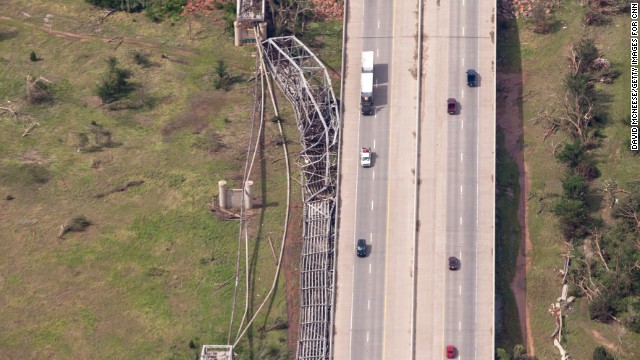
[361,51,374,116]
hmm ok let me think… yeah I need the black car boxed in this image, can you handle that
[466,69,477,87]
[356,239,367,257]
[448,256,460,270]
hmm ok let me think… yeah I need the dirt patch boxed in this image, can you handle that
[591,329,617,352]
[161,93,224,137]
[18,150,49,165]
[498,72,536,356]
[282,203,303,356]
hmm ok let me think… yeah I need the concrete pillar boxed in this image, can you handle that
[258,22,267,42]
[234,21,241,47]
[218,180,228,209]
[244,180,254,210]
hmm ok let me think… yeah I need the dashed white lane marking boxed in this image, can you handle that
[367,331,370,343]
[369,263,372,274]
[378,20,380,29]
[460,152,463,162]
[371,200,374,210]
[462,26,465,36]
[374,139,376,149]
[459,285,462,295]
[459,217,463,225]
[373,170,375,180]
[368,299,371,310]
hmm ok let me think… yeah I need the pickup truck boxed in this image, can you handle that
[360,147,372,167]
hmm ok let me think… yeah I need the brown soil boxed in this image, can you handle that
[282,203,303,356]
[497,72,536,356]
[161,93,224,137]
[591,329,618,353]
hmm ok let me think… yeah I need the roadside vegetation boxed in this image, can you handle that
[0,0,343,358]
[497,0,639,358]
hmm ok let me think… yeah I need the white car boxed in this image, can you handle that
[360,147,372,167]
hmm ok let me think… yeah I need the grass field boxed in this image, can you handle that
[498,1,640,358]
[495,128,524,351]
[0,1,325,358]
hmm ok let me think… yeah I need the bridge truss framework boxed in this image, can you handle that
[261,36,340,360]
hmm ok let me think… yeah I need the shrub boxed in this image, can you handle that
[132,51,152,67]
[67,215,92,232]
[85,0,149,12]
[213,59,232,91]
[26,76,54,104]
[496,348,511,360]
[96,57,134,103]
[553,198,590,240]
[589,294,614,322]
[562,173,589,202]
[145,0,187,22]
[592,345,614,360]
[530,1,554,34]
[30,51,37,61]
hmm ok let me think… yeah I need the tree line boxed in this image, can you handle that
[541,38,640,336]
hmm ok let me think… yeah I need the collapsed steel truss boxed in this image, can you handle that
[261,36,340,360]
[237,0,264,21]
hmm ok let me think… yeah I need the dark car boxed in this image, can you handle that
[448,256,460,271]
[466,69,477,87]
[447,98,457,115]
[356,239,367,257]
[446,345,457,358]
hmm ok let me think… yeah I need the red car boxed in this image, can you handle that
[446,345,457,358]
[447,98,457,115]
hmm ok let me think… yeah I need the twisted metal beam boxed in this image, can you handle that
[261,36,340,360]
[237,0,264,21]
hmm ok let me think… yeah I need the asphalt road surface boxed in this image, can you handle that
[333,0,495,357]
[415,0,495,357]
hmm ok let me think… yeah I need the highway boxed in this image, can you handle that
[414,0,495,356]
[346,0,417,358]
[333,0,495,358]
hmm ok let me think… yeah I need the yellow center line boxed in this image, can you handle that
[381,0,397,358]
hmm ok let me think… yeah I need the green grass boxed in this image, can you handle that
[299,20,343,94]
[0,1,318,358]
[495,129,524,351]
[500,1,640,358]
